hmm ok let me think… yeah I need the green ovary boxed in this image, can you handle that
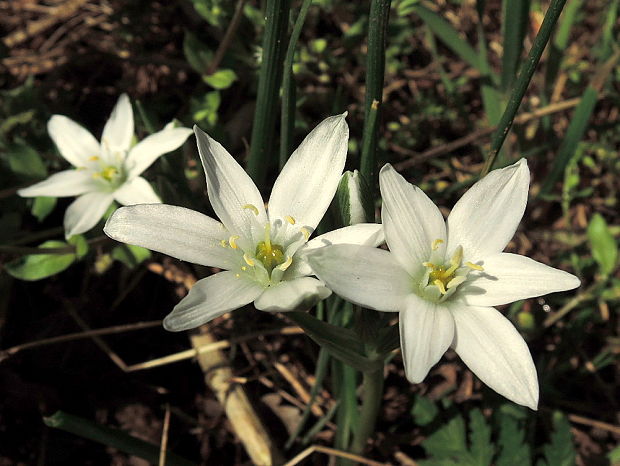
[255,241,286,273]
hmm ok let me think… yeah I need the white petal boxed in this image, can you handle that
[114,177,161,205]
[254,277,331,312]
[48,115,100,167]
[163,271,263,331]
[104,204,239,270]
[125,127,193,178]
[463,253,581,306]
[287,223,385,278]
[18,170,96,198]
[447,159,529,261]
[194,126,267,244]
[268,114,348,232]
[101,94,134,154]
[379,164,446,275]
[452,304,539,410]
[306,244,411,312]
[64,191,114,237]
[399,297,455,383]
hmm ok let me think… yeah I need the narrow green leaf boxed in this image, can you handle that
[31,196,56,222]
[4,240,75,281]
[203,69,237,89]
[501,0,530,91]
[44,411,193,466]
[587,213,618,276]
[8,142,47,178]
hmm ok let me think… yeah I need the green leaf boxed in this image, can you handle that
[587,213,618,276]
[286,311,382,372]
[4,240,75,281]
[112,244,151,269]
[31,196,56,222]
[191,91,221,126]
[203,69,237,90]
[183,31,213,74]
[500,0,530,90]
[540,412,575,466]
[8,142,47,178]
[496,406,531,466]
[468,409,494,465]
[420,414,470,464]
[68,235,89,259]
[411,395,439,426]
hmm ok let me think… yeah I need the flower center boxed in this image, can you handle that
[255,240,285,273]
[88,156,125,187]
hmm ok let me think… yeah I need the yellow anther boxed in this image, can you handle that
[300,227,310,241]
[88,155,100,161]
[243,253,255,267]
[219,239,228,248]
[241,266,247,271]
[229,235,240,249]
[422,262,435,268]
[465,262,484,271]
[433,279,447,295]
[92,172,101,179]
[235,273,241,278]
[285,215,296,225]
[277,255,293,271]
[450,246,463,267]
[101,166,118,181]
[243,204,259,216]
[431,239,444,250]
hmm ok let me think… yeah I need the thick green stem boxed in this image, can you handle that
[482,0,567,176]
[246,0,291,189]
[360,0,391,214]
[350,367,384,455]
[280,0,313,168]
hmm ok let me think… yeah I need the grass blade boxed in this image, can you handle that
[501,0,531,91]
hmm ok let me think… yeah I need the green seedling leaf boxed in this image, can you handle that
[68,235,89,259]
[203,69,237,89]
[496,406,531,466]
[286,311,382,372]
[31,196,56,222]
[538,411,575,466]
[469,409,494,465]
[4,240,75,281]
[411,395,439,426]
[587,213,618,276]
[420,414,471,465]
[183,30,213,74]
[8,142,47,179]
[112,244,151,269]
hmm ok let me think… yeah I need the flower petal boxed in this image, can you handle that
[114,177,161,205]
[452,304,539,410]
[163,271,263,331]
[48,115,100,167]
[18,170,96,198]
[104,204,240,270]
[379,164,446,275]
[463,253,580,306]
[194,126,267,244]
[447,158,529,261]
[268,114,348,232]
[307,244,411,312]
[64,191,114,237]
[287,223,385,278]
[101,94,134,155]
[125,127,193,178]
[254,277,331,312]
[399,297,455,383]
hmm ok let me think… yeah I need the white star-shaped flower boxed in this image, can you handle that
[308,160,580,409]
[104,114,384,331]
[19,94,192,237]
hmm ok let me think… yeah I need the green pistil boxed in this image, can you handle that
[255,241,285,273]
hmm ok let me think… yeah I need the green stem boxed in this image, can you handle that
[350,367,384,455]
[280,0,313,168]
[360,0,391,212]
[481,0,567,176]
[246,0,291,189]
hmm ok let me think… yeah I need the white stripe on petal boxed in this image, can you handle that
[114,177,161,205]
[18,170,96,198]
[307,244,411,312]
[101,94,134,156]
[268,114,348,234]
[64,191,114,238]
[447,158,529,261]
[463,253,580,307]
[452,304,539,410]
[104,204,240,270]
[48,115,100,167]
[254,277,331,312]
[194,126,267,245]
[399,296,455,383]
[163,271,263,331]
[126,127,193,178]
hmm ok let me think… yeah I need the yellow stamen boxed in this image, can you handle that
[243,204,259,216]
[92,172,101,179]
[229,235,240,249]
[285,215,296,225]
[300,227,310,241]
[243,253,255,267]
[431,239,444,250]
[219,239,228,248]
[434,279,447,295]
[465,262,484,271]
[235,273,241,278]
[277,256,293,271]
[88,155,100,161]
[422,262,435,268]
[241,266,247,271]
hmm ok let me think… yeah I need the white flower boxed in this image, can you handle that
[307,160,580,410]
[18,94,192,238]
[104,114,384,332]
